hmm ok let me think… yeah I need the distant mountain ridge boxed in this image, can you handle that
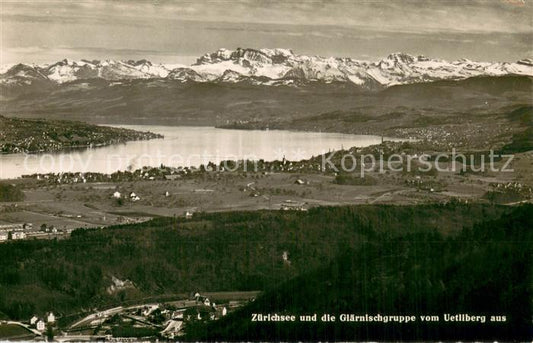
[1,48,532,89]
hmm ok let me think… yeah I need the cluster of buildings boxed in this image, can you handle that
[112,191,141,202]
[28,312,55,333]
[106,276,135,294]
[24,157,328,187]
[61,292,249,340]
[0,222,66,243]
[4,291,256,341]
[159,293,231,339]
[489,181,533,198]
[0,223,30,242]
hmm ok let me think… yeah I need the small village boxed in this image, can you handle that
[1,141,531,243]
[0,223,68,243]
[0,292,256,341]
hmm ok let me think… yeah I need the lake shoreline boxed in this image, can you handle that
[0,116,163,155]
[0,125,390,179]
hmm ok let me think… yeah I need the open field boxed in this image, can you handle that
[1,147,531,232]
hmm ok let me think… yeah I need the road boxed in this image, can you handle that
[68,291,261,329]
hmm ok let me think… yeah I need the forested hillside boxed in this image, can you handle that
[187,204,532,341]
[0,115,162,154]
[0,203,514,322]
[0,183,24,202]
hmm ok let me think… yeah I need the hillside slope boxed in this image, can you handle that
[0,116,162,154]
[187,205,533,341]
[0,204,513,319]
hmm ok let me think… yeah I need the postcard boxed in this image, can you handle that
[0,1,531,341]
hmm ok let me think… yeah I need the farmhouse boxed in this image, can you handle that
[36,320,46,332]
[46,312,56,323]
[11,231,27,240]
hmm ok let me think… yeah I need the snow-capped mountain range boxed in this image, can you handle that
[2,48,532,89]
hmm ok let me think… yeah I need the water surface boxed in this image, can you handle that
[0,125,397,179]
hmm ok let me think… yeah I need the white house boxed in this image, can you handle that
[29,315,39,325]
[36,320,46,332]
[0,231,8,242]
[112,191,121,199]
[11,231,26,240]
[46,312,55,323]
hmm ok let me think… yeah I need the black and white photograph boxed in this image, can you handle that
[0,0,532,341]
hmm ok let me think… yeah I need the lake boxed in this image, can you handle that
[0,125,399,179]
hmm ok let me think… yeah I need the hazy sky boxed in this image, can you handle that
[1,0,532,64]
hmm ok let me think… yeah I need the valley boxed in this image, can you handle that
[1,139,531,235]
[0,71,532,237]
[0,202,530,340]
[0,47,532,342]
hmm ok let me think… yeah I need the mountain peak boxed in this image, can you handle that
[383,52,417,64]
[195,47,295,66]
[2,50,532,88]
[3,63,46,79]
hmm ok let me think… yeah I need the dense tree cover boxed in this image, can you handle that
[501,127,533,154]
[501,106,533,154]
[187,204,533,341]
[0,182,24,202]
[0,204,520,331]
[0,115,161,154]
[506,105,532,126]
